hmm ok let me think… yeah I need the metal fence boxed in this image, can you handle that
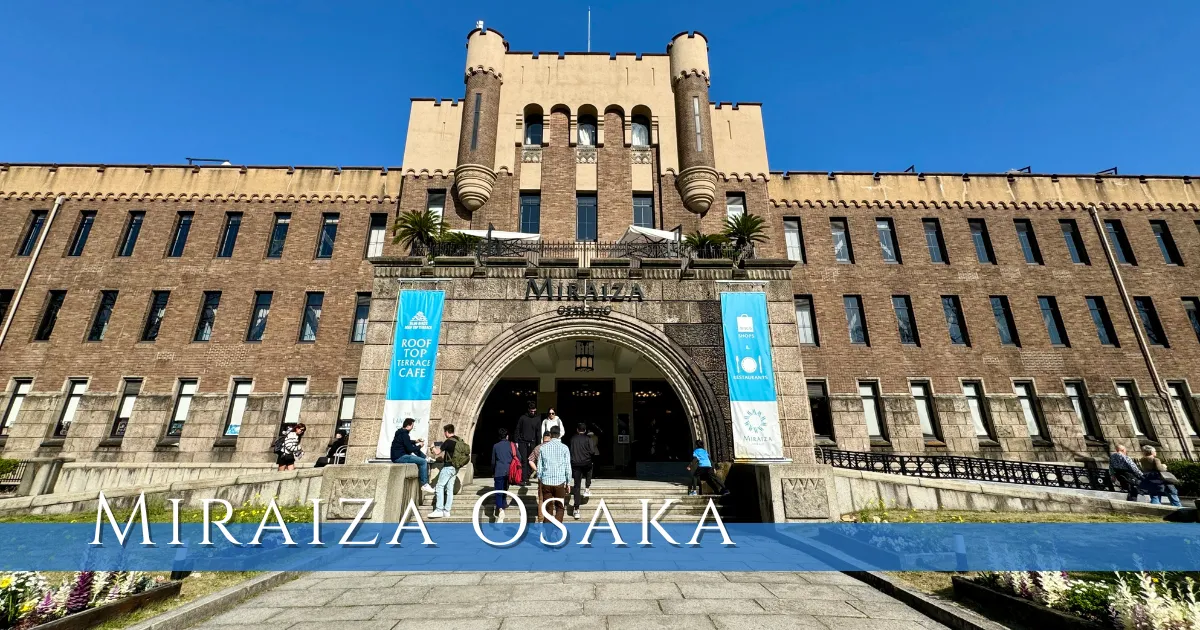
[816,447,1115,492]
[0,461,26,493]
[413,239,750,265]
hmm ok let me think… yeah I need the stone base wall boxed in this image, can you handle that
[54,462,277,495]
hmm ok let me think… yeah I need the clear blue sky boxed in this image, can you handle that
[3,1,1197,174]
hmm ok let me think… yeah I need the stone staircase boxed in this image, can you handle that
[424,478,729,523]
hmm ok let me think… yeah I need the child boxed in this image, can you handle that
[687,439,729,496]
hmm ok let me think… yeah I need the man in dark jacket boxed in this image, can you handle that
[390,417,434,493]
[490,428,515,522]
[514,402,541,486]
[567,422,599,519]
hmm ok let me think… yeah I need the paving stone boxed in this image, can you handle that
[487,600,586,618]
[837,584,902,602]
[272,604,384,624]
[711,614,827,629]
[243,588,345,608]
[286,622,399,630]
[498,615,607,630]
[847,599,932,621]
[756,598,866,617]
[480,571,565,584]
[425,584,516,602]
[377,603,487,619]
[816,618,935,630]
[607,614,715,629]
[507,583,595,600]
[563,571,646,582]
[763,583,860,599]
[200,606,284,625]
[274,577,335,591]
[397,572,486,586]
[596,582,682,600]
[341,587,432,606]
[582,599,663,615]
[326,575,406,589]
[723,571,805,583]
[793,572,863,586]
[659,598,768,614]
[679,582,773,599]
[394,619,499,630]
[645,571,729,582]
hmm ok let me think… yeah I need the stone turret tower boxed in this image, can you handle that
[454,23,506,211]
[668,31,718,214]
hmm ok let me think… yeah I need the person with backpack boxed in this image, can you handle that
[490,427,518,522]
[687,439,728,496]
[428,424,470,518]
[568,422,598,519]
[274,423,306,471]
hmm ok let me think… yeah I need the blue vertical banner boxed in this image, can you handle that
[720,292,785,460]
[375,290,446,459]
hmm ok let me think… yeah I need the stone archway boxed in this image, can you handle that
[440,309,731,461]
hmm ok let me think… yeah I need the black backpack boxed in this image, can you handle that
[270,434,286,455]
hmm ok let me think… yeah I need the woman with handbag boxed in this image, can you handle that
[1138,445,1183,507]
[491,428,516,522]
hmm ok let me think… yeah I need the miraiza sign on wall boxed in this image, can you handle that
[525,279,646,302]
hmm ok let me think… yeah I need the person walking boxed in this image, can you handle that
[275,424,306,471]
[490,428,516,522]
[537,426,572,525]
[528,431,551,488]
[567,422,599,519]
[1138,445,1182,507]
[428,424,470,518]
[515,402,541,485]
[541,409,566,443]
[687,440,728,496]
[1109,444,1143,502]
[390,417,435,494]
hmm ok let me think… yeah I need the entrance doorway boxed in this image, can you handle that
[471,378,538,476]
[554,378,614,469]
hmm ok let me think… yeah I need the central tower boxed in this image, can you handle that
[454,23,506,211]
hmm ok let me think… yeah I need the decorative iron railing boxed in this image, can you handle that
[0,461,26,493]
[815,447,1115,492]
[413,239,751,265]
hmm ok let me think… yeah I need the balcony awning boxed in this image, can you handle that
[617,225,682,244]
[447,229,541,242]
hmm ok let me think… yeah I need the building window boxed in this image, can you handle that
[267,213,290,258]
[109,379,142,438]
[632,195,654,229]
[1184,298,1200,343]
[426,191,446,221]
[299,292,324,342]
[1014,381,1048,441]
[1014,219,1043,264]
[578,114,597,147]
[194,291,221,342]
[725,194,745,220]
[117,211,145,257]
[911,382,940,441]
[830,218,854,263]
[963,381,993,439]
[0,380,32,437]
[87,290,119,342]
[794,295,818,346]
[922,219,948,264]
[246,291,273,342]
[337,380,357,433]
[1085,296,1119,347]
[366,213,388,258]
[941,295,970,346]
[34,290,66,341]
[1104,219,1136,265]
[0,290,13,325]
[1116,381,1151,437]
[990,296,1020,346]
[783,218,805,263]
[280,380,307,433]
[141,291,170,342]
[632,115,651,147]
[1167,382,1200,437]
[316,214,339,259]
[17,211,48,257]
[519,193,541,234]
[1065,381,1102,440]
[892,295,919,346]
[469,92,482,151]
[525,112,544,145]
[167,212,193,258]
[1037,296,1069,347]
[1150,220,1183,266]
[222,380,253,436]
[859,382,886,441]
[843,295,869,345]
[1133,296,1167,346]
[808,381,834,441]
[67,211,96,257]
[166,379,198,437]
[691,97,701,150]
[53,379,88,438]
[876,218,900,263]
[352,293,370,343]
[216,212,242,258]
[576,194,598,242]
[969,219,996,264]
[1059,219,1090,265]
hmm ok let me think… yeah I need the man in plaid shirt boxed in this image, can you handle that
[537,426,572,523]
[1109,444,1143,501]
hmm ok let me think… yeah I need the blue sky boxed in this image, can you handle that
[3,1,1197,174]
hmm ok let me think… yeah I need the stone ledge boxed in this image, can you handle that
[483,256,526,267]
[743,258,797,269]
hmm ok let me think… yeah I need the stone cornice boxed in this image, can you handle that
[465,65,503,81]
[769,198,1200,212]
[0,191,395,203]
[672,69,710,86]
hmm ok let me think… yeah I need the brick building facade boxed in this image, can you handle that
[1,26,1198,469]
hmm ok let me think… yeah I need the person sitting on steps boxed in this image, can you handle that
[390,418,435,494]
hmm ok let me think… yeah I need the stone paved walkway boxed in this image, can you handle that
[191,571,947,630]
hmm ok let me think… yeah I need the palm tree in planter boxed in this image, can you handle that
[392,209,447,256]
[683,230,730,259]
[722,212,768,259]
[437,231,482,257]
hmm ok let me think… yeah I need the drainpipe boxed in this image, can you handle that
[1088,203,1193,461]
[0,194,66,352]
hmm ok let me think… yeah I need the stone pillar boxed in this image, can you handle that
[668,31,718,214]
[454,25,506,212]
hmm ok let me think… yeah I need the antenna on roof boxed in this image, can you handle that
[476,20,484,33]
[587,7,591,52]
[1098,166,1118,175]
[903,165,915,173]
[186,157,232,166]
[1017,166,1032,173]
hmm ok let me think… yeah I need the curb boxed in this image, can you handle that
[125,571,301,630]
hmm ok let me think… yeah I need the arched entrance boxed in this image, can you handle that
[441,310,729,474]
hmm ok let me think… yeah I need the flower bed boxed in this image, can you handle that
[0,571,176,629]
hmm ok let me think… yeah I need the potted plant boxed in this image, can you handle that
[392,209,447,256]
[721,212,768,259]
[682,231,730,260]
